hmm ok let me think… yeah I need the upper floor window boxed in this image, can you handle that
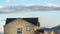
[26,26,30,31]
[17,28,22,34]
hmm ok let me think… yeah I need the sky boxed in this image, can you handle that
[0,0,60,7]
[0,0,60,33]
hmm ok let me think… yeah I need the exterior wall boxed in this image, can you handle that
[4,19,35,34]
[34,26,40,34]
[34,24,40,31]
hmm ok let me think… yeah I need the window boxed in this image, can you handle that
[17,28,22,34]
[26,26,30,31]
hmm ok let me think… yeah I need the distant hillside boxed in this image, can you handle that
[41,25,60,31]
[41,27,51,31]
[52,25,60,30]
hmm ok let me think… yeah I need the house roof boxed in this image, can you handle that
[6,18,39,25]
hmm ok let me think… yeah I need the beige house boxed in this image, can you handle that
[44,29,56,34]
[50,31,55,34]
[4,18,44,34]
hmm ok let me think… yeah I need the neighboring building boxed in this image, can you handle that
[41,27,56,34]
[4,18,44,34]
[44,29,52,34]
[50,31,55,34]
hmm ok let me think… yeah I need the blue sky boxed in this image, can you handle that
[0,0,60,7]
[0,0,60,33]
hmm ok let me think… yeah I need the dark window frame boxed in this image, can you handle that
[17,28,22,34]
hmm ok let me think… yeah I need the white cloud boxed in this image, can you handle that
[44,3,60,7]
[24,3,60,7]
[0,4,60,14]
[0,6,3,8]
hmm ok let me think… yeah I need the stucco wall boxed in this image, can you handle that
[4,19,36,34]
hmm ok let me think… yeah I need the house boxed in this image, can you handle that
[43,28,52,34]
[4,18,44,34]
[50,31,55,34]
[40,27,56,34]
[44,28,56,34]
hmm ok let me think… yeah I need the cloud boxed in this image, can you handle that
[0,6,3,8]
[44,3,60,7]
[0,4,60,14]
